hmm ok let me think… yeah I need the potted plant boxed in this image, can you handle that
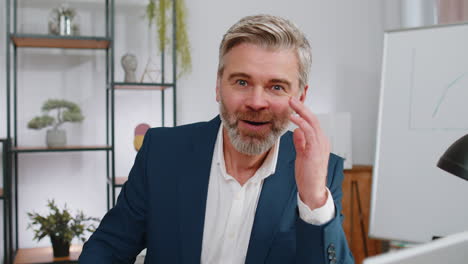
[27,199,100,257]
[145,0,192,77]
[27,99,84,147]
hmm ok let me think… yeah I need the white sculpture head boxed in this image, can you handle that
[121,53,137,72]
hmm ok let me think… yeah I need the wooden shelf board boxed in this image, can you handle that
[114,84,171,91]
[21,0,147,7]
[115,177,127,186]
[12,145,112,153]
[11,35,110,49]
[14,244,82,264]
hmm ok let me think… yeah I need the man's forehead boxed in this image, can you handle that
[222,43,300,84]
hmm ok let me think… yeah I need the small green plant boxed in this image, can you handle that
[28,99,84,130]
[145,0,192,77]
[27,199,100,244]
[53,4,77,19]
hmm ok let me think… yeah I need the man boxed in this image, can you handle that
[80,14,353,264]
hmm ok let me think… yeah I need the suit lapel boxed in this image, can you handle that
[245,133,296,264]
[177,116,220,263]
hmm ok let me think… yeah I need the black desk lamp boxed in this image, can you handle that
[437,134,468,181]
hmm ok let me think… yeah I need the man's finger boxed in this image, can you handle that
[292,127,306,151]
[290,114,316,145]
[289,97,322,134]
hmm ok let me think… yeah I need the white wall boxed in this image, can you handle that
[0,0,386,250]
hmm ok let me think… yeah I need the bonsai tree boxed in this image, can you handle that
[27,199,100,257]
[146,0,192,77]
[28,99,84,131]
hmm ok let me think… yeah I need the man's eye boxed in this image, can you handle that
[236,80,248,86]
[272,85,284,91]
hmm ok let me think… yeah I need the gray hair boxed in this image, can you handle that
[217,14,312,90]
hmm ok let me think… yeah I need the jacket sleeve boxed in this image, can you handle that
[79,131,152,263]
[295,156,354,264]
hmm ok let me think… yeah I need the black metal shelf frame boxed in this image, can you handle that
[0,139,13,264]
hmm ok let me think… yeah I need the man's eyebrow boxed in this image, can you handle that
[228,72,251,80]
[270,78,292,87]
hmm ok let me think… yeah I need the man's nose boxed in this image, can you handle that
[245,87,269,111]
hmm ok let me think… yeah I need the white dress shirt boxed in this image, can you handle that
[200,124,335,264]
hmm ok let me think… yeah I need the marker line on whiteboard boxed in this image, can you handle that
[432,72,467,118]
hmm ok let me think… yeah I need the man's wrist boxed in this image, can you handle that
[299,187,328,211]
[297,188,335,225]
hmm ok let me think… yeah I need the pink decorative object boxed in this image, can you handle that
[134,123,151,151]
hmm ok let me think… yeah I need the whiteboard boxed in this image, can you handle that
[370,23,468,243]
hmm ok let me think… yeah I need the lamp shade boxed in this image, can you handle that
[437,134,468,181]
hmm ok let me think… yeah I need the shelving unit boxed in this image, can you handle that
[108,0,178,205]
[5,0,178,263]
[5,0,114,260]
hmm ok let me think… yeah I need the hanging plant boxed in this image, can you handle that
[146,0,192,78]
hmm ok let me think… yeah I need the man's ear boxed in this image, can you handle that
[299,85,309,103]
[216,77,221,102]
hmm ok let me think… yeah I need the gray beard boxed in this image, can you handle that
[219,100,289,156]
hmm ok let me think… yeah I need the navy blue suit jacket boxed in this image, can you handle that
[79,116,353,264]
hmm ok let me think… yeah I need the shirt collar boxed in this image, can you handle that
[214,123,280,183]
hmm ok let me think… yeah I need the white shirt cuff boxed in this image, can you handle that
[297,188,335,225]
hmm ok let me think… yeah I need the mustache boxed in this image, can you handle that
[235,111,274,122]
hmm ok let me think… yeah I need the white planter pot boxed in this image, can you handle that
[46,129,66,147]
